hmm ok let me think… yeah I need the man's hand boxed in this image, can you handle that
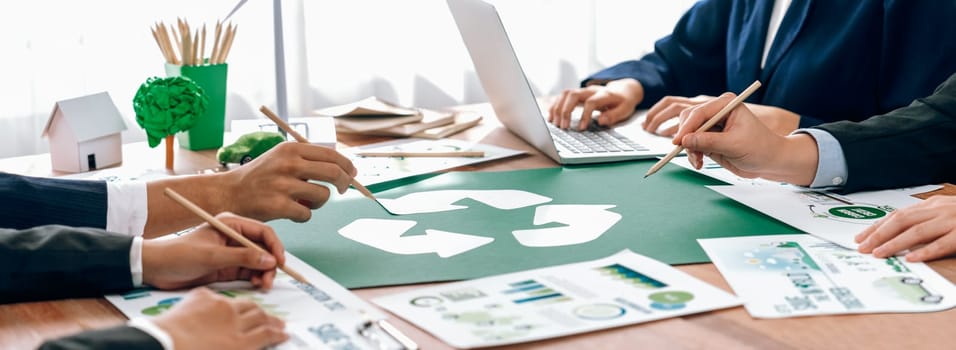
[856,195,956,262]
[142,212,285,290]
[223,142,358,222]
[643,95,715,136]
[548,78,643,130]
[144,142,358,237]
[644,95,802,137]
[153,288,288,350]
[673,93,819,186]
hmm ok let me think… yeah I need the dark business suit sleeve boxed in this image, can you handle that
[582,0,732,109]
[814,73,956,193]
[39,326,163,350]
[0,173,108,230]
[0,226,134,304]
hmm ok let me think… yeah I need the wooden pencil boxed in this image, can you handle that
[258,105,379,201]
[192,31,199,66]
[220,23,237,63]
[163,188,311,285]
[156,23,172,64]
[200,24,206,65]
[210,21,222,65]
[170,24,182,64]
[214,23,229,64]
[644,80,762,178]
[150,28,168,63]
[182,27,192,66]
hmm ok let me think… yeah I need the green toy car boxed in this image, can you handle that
[217,131,286,166]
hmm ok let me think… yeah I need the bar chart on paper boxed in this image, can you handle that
[503,280,572,305]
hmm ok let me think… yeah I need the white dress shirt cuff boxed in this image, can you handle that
[106,181,149,236]
[128,317,175,350]
[129,236,145,287]
[794,128,848,189]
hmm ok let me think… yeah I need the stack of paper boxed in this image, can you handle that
[345,138,524,186]
[316,96,480,138]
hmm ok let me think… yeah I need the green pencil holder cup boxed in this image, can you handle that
[165,63,228,150]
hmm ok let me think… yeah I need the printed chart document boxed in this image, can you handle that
[346,138,524,186]
[106,254,402,350]
[707,184,939,248]
[373,250,740,349]
[699,234,956,318]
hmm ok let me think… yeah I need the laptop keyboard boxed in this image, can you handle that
[547,124,649,153]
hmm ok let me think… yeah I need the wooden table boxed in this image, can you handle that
[2,104,954,349]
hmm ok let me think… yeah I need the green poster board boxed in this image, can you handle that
[273,160,802,288]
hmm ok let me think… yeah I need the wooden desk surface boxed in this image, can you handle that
[2,104,955,349]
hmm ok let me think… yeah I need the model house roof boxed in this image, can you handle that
[42,91,127,142]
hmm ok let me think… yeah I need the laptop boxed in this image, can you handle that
[447,0,675,164]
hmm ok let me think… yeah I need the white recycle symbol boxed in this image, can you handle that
[337,190,622,258]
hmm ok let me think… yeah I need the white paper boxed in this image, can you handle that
[373,250,740,349]
[345,138,524,186]
[699,234,956,318]
[668,156,793,187]
[708,185,927,248]
[106,254,392,350]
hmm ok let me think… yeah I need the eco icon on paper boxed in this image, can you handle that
[338,190,622,257]
[801,191,894,224]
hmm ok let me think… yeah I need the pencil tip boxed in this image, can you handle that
[643,174,649,179]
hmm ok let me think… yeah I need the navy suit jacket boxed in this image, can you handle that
[0,226,161,349]
[585,0,956,128]
[815,73,956,193]
[0,173,108,230]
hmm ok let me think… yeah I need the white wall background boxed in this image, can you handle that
[0,0,696,158]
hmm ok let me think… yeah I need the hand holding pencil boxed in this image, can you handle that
[257,106,380,200]
[163,188,311,286]
[644,81,761,178]
[662,81,822,187]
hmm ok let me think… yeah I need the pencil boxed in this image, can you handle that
[644,80,762,178]
[356,151,485,158]
[257,105,379,201]
[220,23,237,63]
[163,188,310,285]
[200,24,206,65]
[192,30,200,66]
[211,21,222,65]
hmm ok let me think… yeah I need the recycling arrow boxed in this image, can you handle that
[338,218,494,258]
[377,190,552,215]
[512,205,621,247]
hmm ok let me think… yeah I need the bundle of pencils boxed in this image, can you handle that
[150,19,237,66]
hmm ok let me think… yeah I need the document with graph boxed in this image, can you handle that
[105,254,402,350]
[708,184,940,249]
[699,234,956,318]
[373,250,740,349]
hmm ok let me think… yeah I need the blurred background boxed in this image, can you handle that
[0,0,696,157]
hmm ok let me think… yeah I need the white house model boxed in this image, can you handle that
[42,92,128,172]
